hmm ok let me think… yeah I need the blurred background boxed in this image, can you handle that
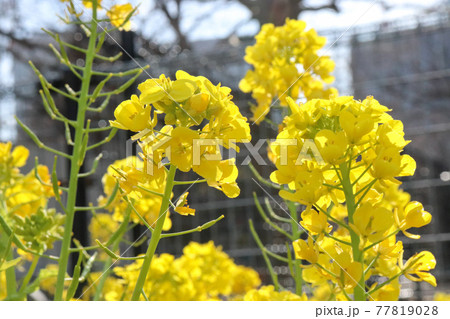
[0,0,449,300]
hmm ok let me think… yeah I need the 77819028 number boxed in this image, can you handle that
[376,305,438,316]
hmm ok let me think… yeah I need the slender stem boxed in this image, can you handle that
[124,197,154,232]
[367,271,404,296]
[263,197,291,223]
[261,246,289,263]
[54,2,98,300]
[136,185,164,197]
[355,179,377,207]
[16,117,72,159]
[69,245,99,252]
[141,289,149,301]
[316,204,350,231]
[5,247,16,296]
[173,179,206,185]
[364,254,379,276]
[285,242,295,278]
[323,183,343,191]
[324,233,352,246]
[332,165,344,185]
[86,128,117,150]
[253,193,293,240]
[363,230,399,252]
[287,200,303,295]
[315,262,339,279]
[341,287,352,301]
[354,179,376,197]
[19,256,40,294]
[161,215,224,238]
[352,163,373,186]
[130,165,176,301]
[339,162,366,301]
[249,162,281,190]
[249,219,279,291]
[93,207,130,301]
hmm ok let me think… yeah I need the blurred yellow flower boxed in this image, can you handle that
[243,285,307,301]
[240,19,337,123]
[107,3,134,31]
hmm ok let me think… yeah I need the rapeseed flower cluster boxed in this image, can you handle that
[0,142,63,257]
[98,156,172,229]
[60,0,135,31]
[434,292,450,301]
[239,285,307,301]
[110,70,251,202]
[268,96,434,300]
[240,19,337,124]
[97,70,251,299]
[80,241,261,301]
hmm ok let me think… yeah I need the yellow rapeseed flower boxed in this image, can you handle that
[106,3,134,31]
[240,19,337,123]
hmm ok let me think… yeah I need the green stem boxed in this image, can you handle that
[253,193,293,240]
[367,271,403,296]
[0,192,16,297]
[285,242,295,278]
[19,256,40,294]
[249,163,281,190]
[339,163,365,301]
[4,247,16,296]
[161,215,224,238]
[364,254,379,277]
[173,179,206,185]
[263,197,291,223]
[363,230,399,252]
[324,232,352,246]
[352,163,372,186]
[54,2,98,301]
[249,219,279,291]
[287,201,303,296]
[315,262,339,278]
[355,179,377,207]
[136,185,164,197]
[130,165,176,301]
[316,204,350,231]
[93,207,131,301]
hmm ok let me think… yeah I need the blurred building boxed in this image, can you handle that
[351,11,450,299]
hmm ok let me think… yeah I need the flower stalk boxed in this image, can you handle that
[340,162,366,301]
[54,0,99,300]
[130,165,177,301]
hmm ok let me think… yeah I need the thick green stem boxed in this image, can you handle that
[4,248,16,296]
[339,163,365,301]
[130,165,177,301]
[54,2,98,301]
[287,201,303,296]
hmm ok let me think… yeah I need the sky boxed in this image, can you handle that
[5,0,446,42]
[0,0,446,140]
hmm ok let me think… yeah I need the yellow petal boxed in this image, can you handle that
[190,93,210,112]
[12,145,29,167]
[170,79,197,102]
[222,183,240,198]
